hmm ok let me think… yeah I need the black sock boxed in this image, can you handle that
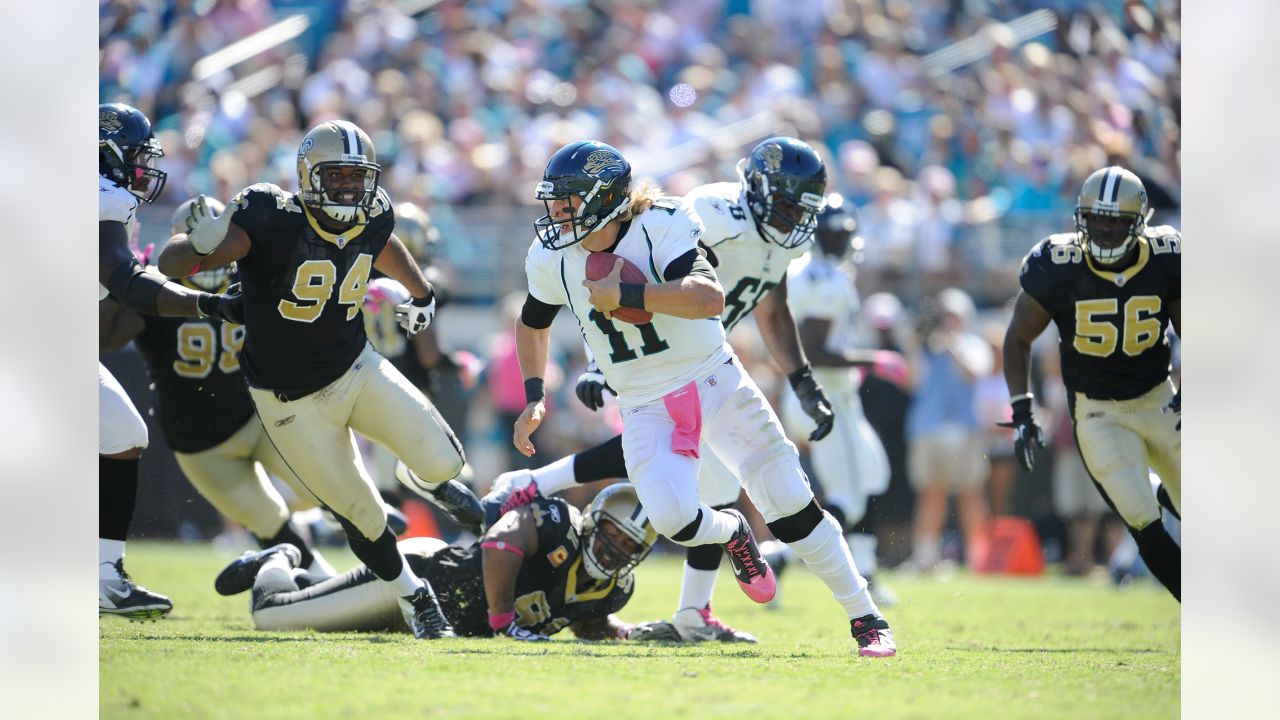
[255,518,316,570]
[574,435,627,484]
[1132,521,1181,602]
[336,516,403,582]
[100,456,140,542]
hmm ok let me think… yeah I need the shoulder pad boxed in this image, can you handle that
[370,187,394,221]
[1046,232,1078,246]
[230,182,297,211]
[687,184,750,247]
[99,176,138,223]
[1020,234,1084,275]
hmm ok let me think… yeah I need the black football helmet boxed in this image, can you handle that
[738,137,828,248]
[814,193,861,261]
[534,141,632,250]
[99,103,167,203]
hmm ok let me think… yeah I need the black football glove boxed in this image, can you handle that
[788,366,835,442]
[1164,387,1180,431]
[998,396,1044,473]
[197,286,244,325]
[575,360,614,411]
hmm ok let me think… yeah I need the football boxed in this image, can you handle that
[585,251,653,324]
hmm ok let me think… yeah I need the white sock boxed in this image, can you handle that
[912,534,940,570]
[788,513,877,619]
[389,558,425,597]
[677,566,718,612]
[99,539,125,579]
[846,532,878,577]
[678,506,739,546]
[531,454,577,496]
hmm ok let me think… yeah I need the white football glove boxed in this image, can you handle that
[187,194,235,256]
[394,290,436,336]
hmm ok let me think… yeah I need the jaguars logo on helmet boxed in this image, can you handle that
[99,102,167,203]
[739,137,828,249]
[534,141,633,250]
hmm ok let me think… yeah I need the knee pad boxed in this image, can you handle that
[333,500,388,543]
[766,500,825,544]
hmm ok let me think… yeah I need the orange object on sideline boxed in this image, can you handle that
[399,497,442,540]
[972,516,1045,575]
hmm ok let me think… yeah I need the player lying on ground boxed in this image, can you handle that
[216,484,655,640]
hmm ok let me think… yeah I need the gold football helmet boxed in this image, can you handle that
[395,202,440,264]
[170,198,234,292]
[296,120,381,225]
[581,484,657,581]
[1075,166,1148,265]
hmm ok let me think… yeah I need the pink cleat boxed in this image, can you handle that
[851,614,896,658]
[722,509,777,603]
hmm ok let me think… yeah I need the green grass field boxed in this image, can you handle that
[100,541,1179,719]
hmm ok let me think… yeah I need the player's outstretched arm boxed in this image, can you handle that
[481,507,547,640]
[752,276,807,374]
[1002,291,1051,398]
[156,203,249,277]
[514,296,557,457]
[99,297,145,353]
[101,221,235,319]
[375,234,433,299]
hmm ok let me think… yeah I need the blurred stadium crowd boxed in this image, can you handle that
[100,0,1180,580]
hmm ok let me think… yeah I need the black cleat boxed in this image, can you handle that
[398,586,457,639]
[850,614,896,657]
[395,461,483,533]
[99,561,173,620]
[215,543,301,596]
[721,509,776,603]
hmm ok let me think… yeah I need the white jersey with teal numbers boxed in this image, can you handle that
[786,251,863,392]
[525,197,730,408]
[686,182,811,331]
[99,175,140,300]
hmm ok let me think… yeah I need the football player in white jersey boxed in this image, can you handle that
[489,138,849,642]
[98,103,242,619]
[514,140,895,657]
[771,195,906,606]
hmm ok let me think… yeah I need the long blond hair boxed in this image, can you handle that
[617,181,664,222]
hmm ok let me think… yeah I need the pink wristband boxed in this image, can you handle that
[482,540,525,558]
[488,610,516,632]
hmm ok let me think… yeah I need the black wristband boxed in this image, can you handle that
[412,287,435,307]
[1010,397,1033,422]
[619,283,645,310]
[524,378,545,405]
[787,365,814,391]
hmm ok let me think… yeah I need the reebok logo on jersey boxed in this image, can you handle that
[275,415,296,427]
[704,375,717,387]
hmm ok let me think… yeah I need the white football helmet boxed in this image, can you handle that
[581,484,657,581]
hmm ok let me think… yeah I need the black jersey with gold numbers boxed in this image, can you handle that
[133,314,253,453]
[410,497,634,637]
[1019,226,1181,401]
[229,183,394,398]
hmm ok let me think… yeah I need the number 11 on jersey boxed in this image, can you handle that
[587,310,669,363]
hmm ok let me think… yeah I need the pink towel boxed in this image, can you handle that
[662,382,702,459]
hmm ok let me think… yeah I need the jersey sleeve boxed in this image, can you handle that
[1146,226,1181,302]
[687,189,747,249]
[1017,237,1066,315]
[524,241,566,306]
[363,188,396,256]
[647,200,706,279]
[98,178,139,224]
[228,183,292,252]
[529,498,576,557]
